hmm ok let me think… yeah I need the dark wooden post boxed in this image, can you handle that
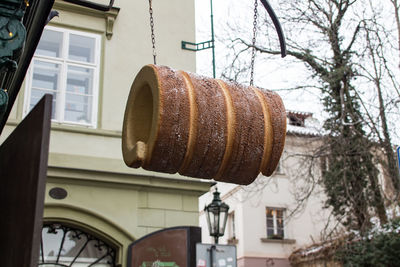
[0,95,52,267]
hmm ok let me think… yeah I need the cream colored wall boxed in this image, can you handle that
[46,152,210,266]
[199,134,332,261]
[101,0,196,131]
[4,0,197,137]
[2,0,199,171]
[1,1,210,266]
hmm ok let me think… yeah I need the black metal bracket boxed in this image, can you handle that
[259,0,286,57]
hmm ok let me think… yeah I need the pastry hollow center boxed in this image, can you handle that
[128,84,153,147]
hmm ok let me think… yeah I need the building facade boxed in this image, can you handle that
[1,1,211,266]
[199,112,332,267]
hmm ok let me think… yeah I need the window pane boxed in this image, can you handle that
[277,216,284,228]
[41,224,116,266]
[277,216,284,238]
[64,94,92,123]
[30,60,60,119]
[267,228,274,237]
[31,89,57,119]
[36,29,63,58]
[266,217,274,228]
[276,210,283,219]
[277,227,284,238]
[69,34,96,63]
[66,65,94,94]
[65,66,94,124]
[266,208,273,218]
[41,227,63,260]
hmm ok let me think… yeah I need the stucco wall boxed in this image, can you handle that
[199,133,333,264]
[1,1,210,266]
[238,256,291,267]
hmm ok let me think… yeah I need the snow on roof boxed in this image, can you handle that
[286,124,322,136]
[287,110,313,118]
[286,111,324,136]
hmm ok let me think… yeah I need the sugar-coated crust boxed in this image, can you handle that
[145,65,191,173]
[252,87,274,175]
[179,73,228,179]
[257,88,287,176]
[214,80,235,180]
[216,80,264,185]
[122,64,286,185]
[178,71,198,174]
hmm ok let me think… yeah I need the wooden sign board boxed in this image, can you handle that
[0,95,52,267]
[128,226,201,267]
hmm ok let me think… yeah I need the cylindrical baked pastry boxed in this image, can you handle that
[122,64,286,185]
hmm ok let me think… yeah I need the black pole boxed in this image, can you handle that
[209,245,215,267]
[259,0,286,57]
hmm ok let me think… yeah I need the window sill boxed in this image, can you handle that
[6,119,121,137]
[260,238,296,244]
[51,122,121,137]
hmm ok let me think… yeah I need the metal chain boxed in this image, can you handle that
[149,0,157,65]
[250,0,258,86]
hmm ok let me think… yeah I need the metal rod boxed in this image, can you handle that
[56,229,67,263]
[210,0,216,78]
[209,245,215,267]
[259,0,286,57]
[68,239,90,267]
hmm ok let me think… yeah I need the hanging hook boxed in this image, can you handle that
[259,0,286,58]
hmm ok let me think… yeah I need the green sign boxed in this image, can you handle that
[140,261,179,267]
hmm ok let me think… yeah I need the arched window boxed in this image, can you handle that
[39,222,116,266]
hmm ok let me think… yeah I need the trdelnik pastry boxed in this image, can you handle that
[122,64,286,185]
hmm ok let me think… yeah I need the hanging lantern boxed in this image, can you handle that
[204,189,229,244]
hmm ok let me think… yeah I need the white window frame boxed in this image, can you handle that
[266,207,285,239]
[227,211,236,240]
[24,25,101,128]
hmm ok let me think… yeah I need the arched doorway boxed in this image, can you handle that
[39,222,117,266]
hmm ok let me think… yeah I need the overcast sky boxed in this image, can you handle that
[194,0,325,121]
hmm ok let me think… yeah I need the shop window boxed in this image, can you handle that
[25,26,100,127]
[266,207,285,239]
[227,211,238,244]
[39,222,116,266]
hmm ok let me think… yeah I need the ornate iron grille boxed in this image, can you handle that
[39,222,116,267]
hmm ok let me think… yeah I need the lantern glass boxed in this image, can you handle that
[205,206,218,236]
[218,203,229,235]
